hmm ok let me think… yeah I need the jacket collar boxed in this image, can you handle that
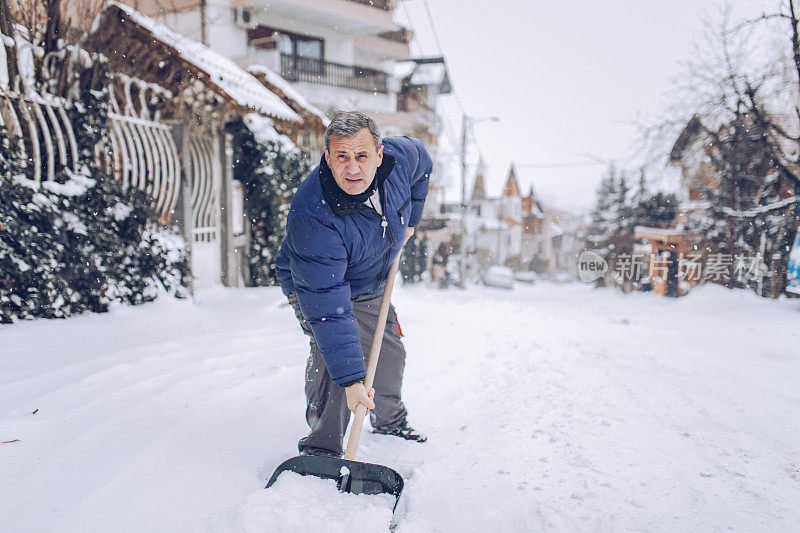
[319,153,396,216]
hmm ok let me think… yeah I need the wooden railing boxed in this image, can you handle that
[280,54,389,94]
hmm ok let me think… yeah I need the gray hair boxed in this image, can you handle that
[324,111,381,151]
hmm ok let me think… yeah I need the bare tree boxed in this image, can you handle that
[736,0,800,188]
[640,2,800,295]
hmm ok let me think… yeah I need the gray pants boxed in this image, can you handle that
[287,292,408,457]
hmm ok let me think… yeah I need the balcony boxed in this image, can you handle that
[234,0,396,33]
[280,54,389,94]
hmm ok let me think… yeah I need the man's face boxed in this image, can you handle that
[324,128,383,195]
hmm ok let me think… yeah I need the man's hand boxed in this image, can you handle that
[344,381,375,413]
[403,226,415,245]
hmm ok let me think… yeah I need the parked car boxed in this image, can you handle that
[513,270,537,284]
[482,265,514,289]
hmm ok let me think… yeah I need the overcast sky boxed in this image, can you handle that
[395,0,780,214]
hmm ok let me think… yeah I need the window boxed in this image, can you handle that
[248,26,324,73]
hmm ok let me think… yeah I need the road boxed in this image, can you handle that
[1,282,799,531]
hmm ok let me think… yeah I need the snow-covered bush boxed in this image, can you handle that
[0,166,189,323]
[229,114,311,286]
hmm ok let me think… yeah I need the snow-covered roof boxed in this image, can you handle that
[246,64,328,126]
[503,165,521,197]
[393,62,416,79]
[242,113,299,154]
[94,2,301,123]
[411,63,446,87]
[671,112,800,164]
[396,57,451,94]
[634,225,689,237]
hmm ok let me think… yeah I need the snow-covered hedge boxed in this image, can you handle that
[229,114,311,286]
[0,166,189,323]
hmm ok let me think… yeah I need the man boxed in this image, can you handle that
[274,111,431,458]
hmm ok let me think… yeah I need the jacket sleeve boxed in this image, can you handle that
[401,137,433,227]
[285,212,366,386]
[274,238,295,296]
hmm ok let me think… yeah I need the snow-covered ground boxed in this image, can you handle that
[2,282,799,532]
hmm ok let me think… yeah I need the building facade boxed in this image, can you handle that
[464,164,582,278]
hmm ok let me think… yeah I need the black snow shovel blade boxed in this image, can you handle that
[265,455,404,511]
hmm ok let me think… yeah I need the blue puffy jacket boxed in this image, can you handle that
[274,136,432,385]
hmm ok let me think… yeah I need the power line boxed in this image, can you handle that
[400,0,422,57]
[420,0,466,115]
[417,0,614,183]
[417,0,490,194]
[403,0,462,157]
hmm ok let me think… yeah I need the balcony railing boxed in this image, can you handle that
[280,54,389,94]
[347,0,391,10]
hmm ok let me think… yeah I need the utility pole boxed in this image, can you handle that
[458,114,499,284]
[460,112,468,208]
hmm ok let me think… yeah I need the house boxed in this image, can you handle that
[103,0,451,215]
[84,3,327,289]
[666,113,800,297]
[460,162,584,278]
[537,206,583,277]
[106,1,440,132]
[464,163,520,271]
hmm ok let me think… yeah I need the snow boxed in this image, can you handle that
[109,202,133,221]
[40,170,96,196]
[61,212,88,236]
[1,282,799,531]
[209,473,394,532]
[634,225,688,237]
[246,65,329,126]
[721,196,798,218]
[242,113,299,154]
[409,63,447,87]
[97,3,301,124]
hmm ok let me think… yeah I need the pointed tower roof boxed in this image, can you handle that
[470,159,488,201]
[503,164,521,197]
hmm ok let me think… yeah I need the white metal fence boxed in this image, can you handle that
[0,90,78,183]
[2,77,239,287]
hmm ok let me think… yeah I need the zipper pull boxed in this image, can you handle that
[400,215,404,224]
[381,217,388,238]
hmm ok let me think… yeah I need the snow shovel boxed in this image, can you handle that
[266,252,405,510]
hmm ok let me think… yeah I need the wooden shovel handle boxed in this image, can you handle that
[343,251,403,461]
